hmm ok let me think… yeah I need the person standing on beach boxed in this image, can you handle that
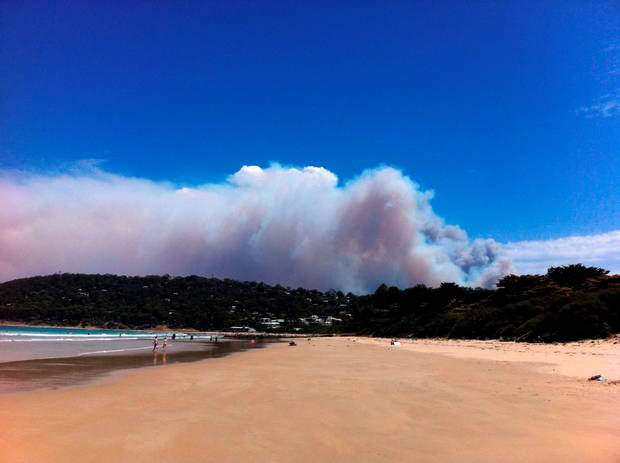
[152,337,158,351]
[162,338,168,350]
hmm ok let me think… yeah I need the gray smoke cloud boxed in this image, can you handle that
[0,164,511,292]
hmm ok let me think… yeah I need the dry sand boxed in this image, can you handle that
[356,336,620,380]
[1,337,619,463]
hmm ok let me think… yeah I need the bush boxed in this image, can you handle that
[554,297,610,341]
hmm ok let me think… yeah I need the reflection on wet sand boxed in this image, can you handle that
[0,339,267,393]
[152,349,168,366]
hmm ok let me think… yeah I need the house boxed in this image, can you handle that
[230,326,256,333]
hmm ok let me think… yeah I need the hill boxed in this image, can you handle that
[0,264,618,341]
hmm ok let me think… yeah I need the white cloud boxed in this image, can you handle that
[578,97,620,118]
[503,230,620,276]
[578,43,620,118]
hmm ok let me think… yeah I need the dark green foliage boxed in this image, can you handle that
[0,265,618,342]
[343,266,619,341]
[553,296,611,341]
[546,264,609,288]
[0,274,350,332]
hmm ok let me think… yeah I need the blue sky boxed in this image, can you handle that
[1,0,619,244]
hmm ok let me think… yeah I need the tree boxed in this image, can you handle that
[546,264,609,288]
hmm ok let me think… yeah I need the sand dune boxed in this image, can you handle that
[1,337,619,463]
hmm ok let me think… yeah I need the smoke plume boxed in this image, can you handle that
[0,164,511,292]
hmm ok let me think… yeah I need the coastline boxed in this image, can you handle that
[0,320,196,332]
[1,336,618,463]
[0,320,311,337]
[0,336,270,394]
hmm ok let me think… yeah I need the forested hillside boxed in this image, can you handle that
[0,265,618,341]
[0,273,350,332]
[348,265,619,341]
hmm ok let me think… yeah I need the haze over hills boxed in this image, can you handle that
[1,264,618,342]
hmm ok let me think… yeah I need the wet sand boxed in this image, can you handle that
[1,336,619,463]
[0,338,266,393]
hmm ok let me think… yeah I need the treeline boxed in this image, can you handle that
[347,264,619,341]
[0,264,618,341]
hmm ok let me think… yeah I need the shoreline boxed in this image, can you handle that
[4,319,620,340]
[0,320,197,332]
[0,320,313,338]
[2,322,619,391]
[0,336,273,394]
[1,336,618,462]
[4,334,619,398]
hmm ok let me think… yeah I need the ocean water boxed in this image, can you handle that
[0,325,261,393]
[0,325,217,363]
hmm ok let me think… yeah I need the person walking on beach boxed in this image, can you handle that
[152,337,159,351]
[162,337,168,350]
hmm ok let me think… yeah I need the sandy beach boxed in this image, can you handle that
[1,336,619,463]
